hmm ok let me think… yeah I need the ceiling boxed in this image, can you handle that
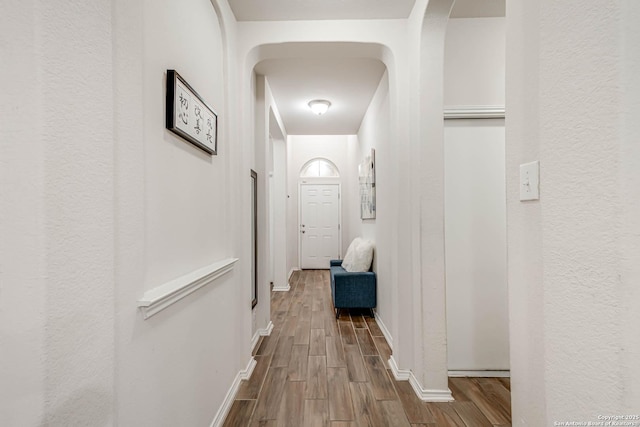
[450,0,505,18]
[228,0,505,22]
[256,58,386,135]
[235,0,505,135]
[228,0,416,21]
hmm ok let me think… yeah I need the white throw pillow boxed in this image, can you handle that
[341,238,361,271]
[344,239,374,272]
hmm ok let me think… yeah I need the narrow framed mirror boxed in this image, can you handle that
[251,170,258,309]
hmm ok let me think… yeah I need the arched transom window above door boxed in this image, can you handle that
[300,158,340,178]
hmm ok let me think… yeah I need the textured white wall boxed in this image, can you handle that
[507,0,640,422]
[352,71,393,333]
[444,120,508,371]
[444,18,505,107]
[267,95,289,293]
[443,16,508,373]
[505,0,546,422]
[0,1,46,424]
[143,0,226,287]
[409,0,454,393]
[0,0,252,425]
[1,0,116,424]
[271,135,288,288]
[620,0,640,411]
[251,76,287,340]
[351,72,389,244]
[41,0,117,421]
[286,135,298,275]
[252,75,269,331]
[114,0,248,425]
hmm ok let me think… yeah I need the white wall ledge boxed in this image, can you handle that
[444,105,506,119]
[137,258,239,319]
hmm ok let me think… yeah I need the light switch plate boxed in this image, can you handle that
[520,161,540,201]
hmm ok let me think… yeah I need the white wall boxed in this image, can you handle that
[351,71,393,333]
[350,71,389,243]
[407,0,453,395]
[287,135,351,267]
[620,0,640,411]
[115,0,244,425]
[1,1,116,424]
[444,119,508,371]
[444,18,505,107]
[270,119,289,290]
[286,136,298,277]
[252,75,288,338]
[505,1,546,422]
[1,0,255,425]
[252,74,270,330]
[142,0,226,293]
[507,0,640,423]
[1,1,46,424]
[443,17,508,373]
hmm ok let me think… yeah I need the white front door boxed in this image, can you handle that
[300,183,340,269]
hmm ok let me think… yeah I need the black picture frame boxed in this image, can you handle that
[166,69,218,155]
[251,170,258,309]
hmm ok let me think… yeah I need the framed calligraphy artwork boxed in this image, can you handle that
[166,69,218,155]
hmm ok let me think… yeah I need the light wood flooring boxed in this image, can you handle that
[223,270,512,427]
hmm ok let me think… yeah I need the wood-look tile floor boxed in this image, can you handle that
[224,270,512,427]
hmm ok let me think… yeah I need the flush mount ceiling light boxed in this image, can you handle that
[308,99,331,115]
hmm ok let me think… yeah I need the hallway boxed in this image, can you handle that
[224,270,511,426]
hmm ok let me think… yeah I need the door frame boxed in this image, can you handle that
[298,178,342,269]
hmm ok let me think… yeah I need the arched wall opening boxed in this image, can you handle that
[238,21,452,403]
[398,0,457,400]
[244,41,399,347]
[409,0,510,403]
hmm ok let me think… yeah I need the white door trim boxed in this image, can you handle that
[298,179,342,269]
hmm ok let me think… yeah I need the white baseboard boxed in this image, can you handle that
[272,284,290,292]
[250,321,274,353]
[373,312,393,350]
[288,268,300,280]
[209,357,257,427]
[240,358,257,380]
[448,370,510,378]
[388,356,454,402]
[388,356,411,380]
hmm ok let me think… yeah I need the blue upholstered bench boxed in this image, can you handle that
[329,259,376,318]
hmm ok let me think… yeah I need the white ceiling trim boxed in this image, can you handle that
[444,105,505,119]
[228,0,417,21]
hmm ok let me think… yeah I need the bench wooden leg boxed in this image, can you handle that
[335,308,340,319]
